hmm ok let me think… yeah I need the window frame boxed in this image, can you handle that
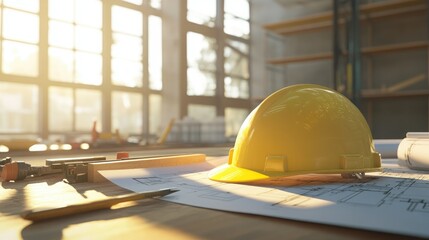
[0,0,163,142]
[182,0,251,120]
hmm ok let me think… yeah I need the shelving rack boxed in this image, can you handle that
[263,0,429,138]
[264,0,426,33]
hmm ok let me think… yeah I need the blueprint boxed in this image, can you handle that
[100,157,429,238]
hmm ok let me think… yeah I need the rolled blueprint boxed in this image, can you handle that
[397,132,429,171]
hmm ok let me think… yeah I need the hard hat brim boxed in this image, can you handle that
[208,163,270,183]
[209,163,383,183]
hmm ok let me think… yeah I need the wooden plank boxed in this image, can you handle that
[267,52,332,65]
[361,3,426,20]
[264,12,332,31]
[361,89,429,98]
[360,74,427,98]
[272,4,425,35]
[386,74,426,92]
[360,0,424,14]
[362,41,429,55]
[276,21,332,35]
[87,154,206,183]
[264,0,425,35]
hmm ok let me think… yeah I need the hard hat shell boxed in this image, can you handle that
[209,84,381,183]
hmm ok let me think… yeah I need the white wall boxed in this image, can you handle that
[160,0,182,130]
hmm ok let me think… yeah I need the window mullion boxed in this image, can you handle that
[39,0,49,139]
[102,1,112,133]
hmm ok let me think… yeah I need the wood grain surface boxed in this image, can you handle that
[0,148,420,240]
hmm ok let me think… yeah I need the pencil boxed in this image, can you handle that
[21,188,179,221]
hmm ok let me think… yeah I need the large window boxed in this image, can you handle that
[111,5,143,87]
[0,0,163,141]
[149,94,162,135]
[187,0,216,27]
[0,1,250,144]
[112,91,143,136]
[2,2,39,77]
[49,87,102,132]
[148,15,163,90]
[188,104,217,123]
[225,107,248,137]
[224,39,249,99]
[48,0,102,85]
[0,82,39,133]
[187,32,217,96]
[224,0,250,39]
[185,0,250,138]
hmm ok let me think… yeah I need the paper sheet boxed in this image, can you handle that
[100,157,429,238]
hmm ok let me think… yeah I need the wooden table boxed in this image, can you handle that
[0,147,417,239]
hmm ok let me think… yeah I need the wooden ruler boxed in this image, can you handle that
[88,153,206,182]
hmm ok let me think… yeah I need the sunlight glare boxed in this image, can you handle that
[0,145,9,152]
[80,143,90,150]
[3,9,39,44]
[49,143,60,150]
[112,6,142,36]
[75,52,102,85]
[187,0,216,26]
[29,144,47,152]
[60,144,72,150]
[4,0,39,13]
[2,41,38,77]
[225,0,249,20]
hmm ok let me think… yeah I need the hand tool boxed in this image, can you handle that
[21,188,179,221]
[0,156,12,175]
[46,154,171,183]
[0,156,12,165]
[0,153,192,183]
[1,161,62,182]
[46,156,107,183]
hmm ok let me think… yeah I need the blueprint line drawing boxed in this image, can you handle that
[133,177,170,185]
[100,158,429,239]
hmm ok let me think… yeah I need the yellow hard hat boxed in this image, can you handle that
[209,84,381,183]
